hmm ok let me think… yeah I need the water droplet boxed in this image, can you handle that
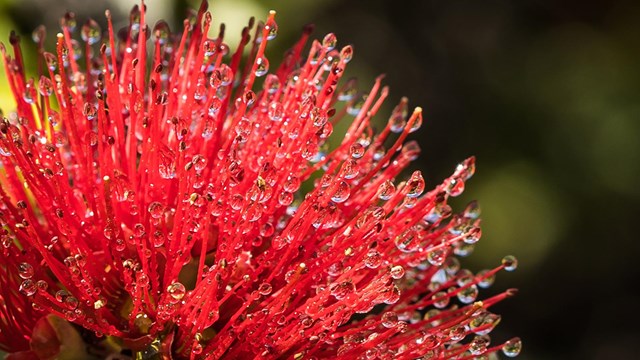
[470,312,501,335]
[62,12,77,32]
[446,177,465,197]
[364,250,382,269]
[218,64,233,86]
[32,25,46,44]
[427,249,446,266]
[477,270,495,288]
[265,19,278,40]
[23,79,37,104]
[153,20,171,45]
[340,45,353,63]
[381,311,398,328]
[330,181,350,203]
[394,228,419,253]
[268,102,284,121]
[389,112,406,133]
[378,181,396,200]
[167,282,186,304]
[457,284,479,304]
[278,192,294,206]
[502,337,522,357]
[203,39,216,57]
[148,202,164,219]
[330,281,355,300]
[464,200,481,219]
[432,291,450,309]
[390,265,405,279]
[258,282,273,295]
[469,335,489,355]
[103,225,120,240]
[349,143,365,159]
[322,33,337,50]
[255,56,269,77]
[19,279,37,296]
[502,255,518,271]
[65,296,79,310]
[83,103,97,120]
[36,280,48,293]
[43,52,57,71]
[38,76,53,97]
[463,226,482,244]
[18,262,34,279]
[81,19,101,45]
[406,171,425,198]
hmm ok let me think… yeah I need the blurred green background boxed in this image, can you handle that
[1,0,639,358]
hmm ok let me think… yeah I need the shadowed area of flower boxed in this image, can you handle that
[0,1,519,359]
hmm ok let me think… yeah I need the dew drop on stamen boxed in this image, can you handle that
[330,181,350,203]
[457,284,479,304]
[167,282,186,303]
[18,262,34,279]
[477,269,495,288]
[148,202,164,219]
[378,180,395,200]
[502,337,522,357]
[502,255,518,271]
[81,19,101,45]
[389,265,405,279]
[381,311,398,328]
[265,18,278,40]
[153,20,171,45]
[203,39,216,57]
[349,143,365,159]
[406,173,425,199]
[322,33,337,51]
[19,279,37,296]
[432,291,449,309]
[38,76,53,97]
[364,250,382,269]
[268,102,284,121]
[43,52,58,71]
[83,103,97,121]
[255,56,269,77]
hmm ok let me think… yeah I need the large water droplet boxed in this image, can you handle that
[153,20,171,45]
[502,255,518,271]
[255,56,269,77]
[167,282,186,304]
[457,284,479,304]
[19,279,37,296]
[381,311,398,328]
[322,33,337,50]
[502,337,522,357]
[18,262,34,279]
[148,202,164,219]
[81,19,101,45]
[390,265,405,279]
[406,171,425,198]
[330,181,350,203]
[265,18,278,40]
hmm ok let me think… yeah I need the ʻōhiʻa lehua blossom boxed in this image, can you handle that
[0,1,521,359]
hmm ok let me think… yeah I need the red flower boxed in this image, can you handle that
[0,1,521,359]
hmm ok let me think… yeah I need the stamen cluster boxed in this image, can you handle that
[0,1,520,359]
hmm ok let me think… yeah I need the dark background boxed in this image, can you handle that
[1,0,639,359]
